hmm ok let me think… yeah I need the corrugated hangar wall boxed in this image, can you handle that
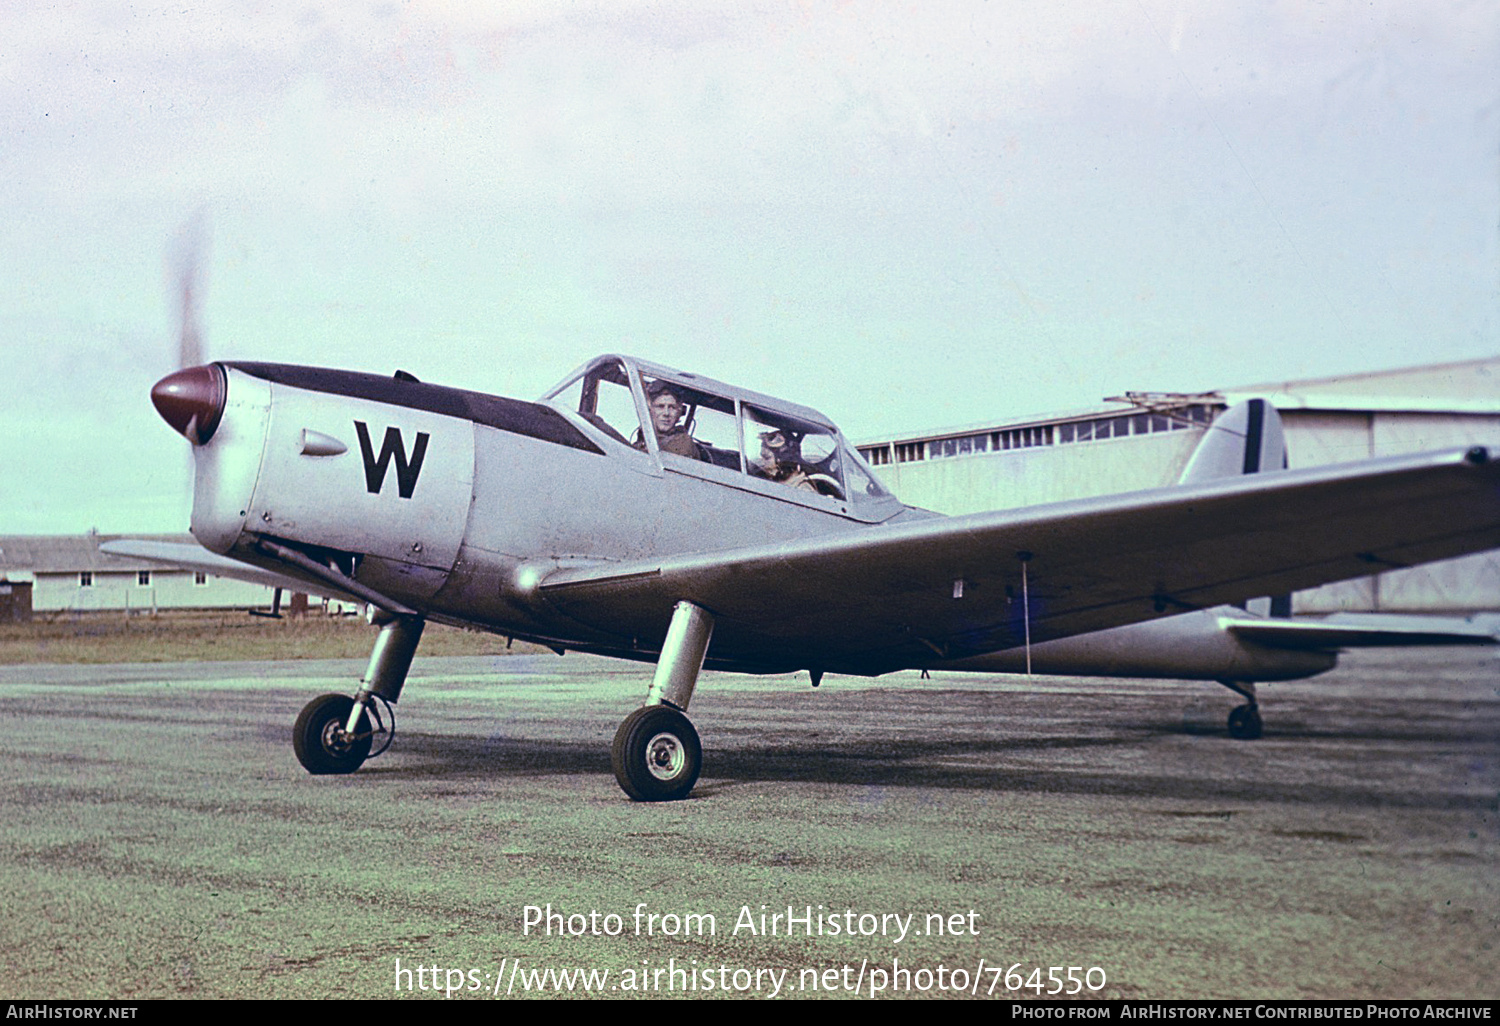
[1284,409,1500,613]
[861,359,1500,615]
[874,429,1203,516]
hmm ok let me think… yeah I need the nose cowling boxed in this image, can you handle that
[152,364,226,445]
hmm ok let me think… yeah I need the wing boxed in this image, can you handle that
[98,539,357,603]
[537,447,1500,675]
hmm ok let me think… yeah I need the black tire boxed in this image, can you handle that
[611,705,702,802]
[1227,703,1263,741]
[293,693,372,774]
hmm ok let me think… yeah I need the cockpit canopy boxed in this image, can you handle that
[543,355,899,521]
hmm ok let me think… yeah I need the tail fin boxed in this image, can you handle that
[1179,399,1292,617]
[1178,398,1287,484]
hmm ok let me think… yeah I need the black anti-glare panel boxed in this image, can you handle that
[223,362,604,455]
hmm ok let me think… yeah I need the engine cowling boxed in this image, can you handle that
[155,363,476,605]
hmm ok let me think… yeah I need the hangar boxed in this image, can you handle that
[857,357,1500,615]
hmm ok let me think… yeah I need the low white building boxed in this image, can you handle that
[857,358,1500,615]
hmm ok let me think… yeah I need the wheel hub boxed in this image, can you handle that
[320,720,354,754]
[645,731,685,781]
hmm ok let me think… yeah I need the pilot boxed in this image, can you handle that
[642,382,706,460]
[752,429,817,492]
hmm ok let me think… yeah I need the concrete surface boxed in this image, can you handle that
[0,648,1495,999]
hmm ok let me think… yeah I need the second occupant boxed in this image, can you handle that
[753,429,817,492]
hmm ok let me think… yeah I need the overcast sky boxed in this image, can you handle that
[2,0,1496,534]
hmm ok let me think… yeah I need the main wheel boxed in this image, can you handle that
[1227,703,1263,740]
[293,693,373,774]
[611,705,702,802]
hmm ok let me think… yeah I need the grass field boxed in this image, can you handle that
[0,611,545,664]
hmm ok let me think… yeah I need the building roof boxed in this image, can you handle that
[855,356,1500,448]
[0,533,198,575]
[1221,356,1500,414]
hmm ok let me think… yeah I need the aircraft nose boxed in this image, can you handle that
[151,364,227,445]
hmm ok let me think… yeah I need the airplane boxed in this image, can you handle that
[117,352,1500,801]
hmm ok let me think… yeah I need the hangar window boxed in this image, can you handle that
[194,572,208,586]
[79,572,93,588]
[931,434,990,459]
[860,402,1221,463]
[1055,403,1218,447]
[137,571,151,587]
[993,425,1052,451]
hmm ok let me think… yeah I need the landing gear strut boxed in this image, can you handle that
[612,601,713,801]
[293,614,424,775]
[1217,680,1262,740]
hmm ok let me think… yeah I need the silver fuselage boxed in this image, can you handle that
[187,359,1335,682]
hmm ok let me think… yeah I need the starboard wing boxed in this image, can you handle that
[536,447,1500,675]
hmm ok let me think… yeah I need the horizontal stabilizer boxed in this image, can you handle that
[1225,615,1495,650]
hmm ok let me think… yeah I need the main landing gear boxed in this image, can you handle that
[1217,680,1263,740]
[291,601,713,800]
[293,614,424,775]
[611,601,714,802]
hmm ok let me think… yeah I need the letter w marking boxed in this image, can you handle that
[354,421,430,499]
